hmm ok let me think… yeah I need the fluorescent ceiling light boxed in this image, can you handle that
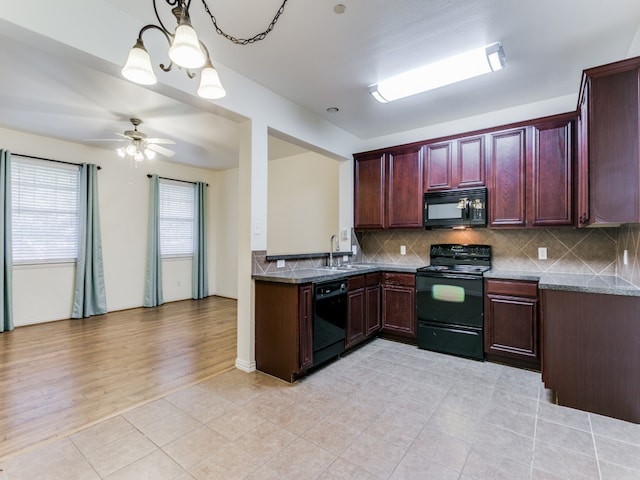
[370,42,506,103]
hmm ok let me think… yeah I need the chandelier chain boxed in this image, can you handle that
[199,0,289,45]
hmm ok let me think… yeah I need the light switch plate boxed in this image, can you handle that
[538,247,547,260]
[276,259,285,268]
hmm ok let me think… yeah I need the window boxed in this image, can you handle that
[159,179,195,257]
[12,158,81,264]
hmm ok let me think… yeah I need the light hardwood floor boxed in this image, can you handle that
[0,296,237,460]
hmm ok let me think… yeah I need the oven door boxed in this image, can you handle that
[415,272,483,328]
[415,272,484,360]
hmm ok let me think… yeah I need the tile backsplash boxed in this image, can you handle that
[253,225,640,286]
[356,227,618,276]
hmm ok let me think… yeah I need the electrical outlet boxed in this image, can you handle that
[343,255,348,262]
[276,259,285,268]
[623,249,629,265]
[400,245,406,255]
[352,245,358,255]
[538,247,547,260]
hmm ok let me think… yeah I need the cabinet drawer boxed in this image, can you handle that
[365,272,381,286]
[382,272,415,287]
[485,279,537,297]
[348,275,365,290]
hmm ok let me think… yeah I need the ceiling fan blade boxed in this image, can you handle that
[147,143,175,157]
[115,132,133,139]
[84,138,126,142]
[146,138,176,145]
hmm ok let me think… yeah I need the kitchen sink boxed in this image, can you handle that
[317,264,370,271]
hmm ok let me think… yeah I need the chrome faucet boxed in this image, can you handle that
[328,234,340,267]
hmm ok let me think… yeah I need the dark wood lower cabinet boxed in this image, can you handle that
[381,273,416,341]
[347,273,381,349]
[255,281,313,382]
[484,279,540,371]
[542,289,640,424]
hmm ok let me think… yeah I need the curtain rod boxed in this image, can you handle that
[147,174,208,186]
[12,153,102,170]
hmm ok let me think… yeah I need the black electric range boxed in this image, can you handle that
[416,244,492,360]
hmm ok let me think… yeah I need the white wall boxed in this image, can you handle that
[212,167,239,299]
[267,152,340,255]
[0,127,238,326]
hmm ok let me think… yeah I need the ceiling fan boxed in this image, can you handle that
[91,118,176,160]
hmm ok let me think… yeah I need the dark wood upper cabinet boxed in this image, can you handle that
[354,152,385,229]
[530,116,574,226]
[577,56,640,226]
[487,127,528,227]
[457,135,486,189]
[577,79,590,227]
[354,145,423,229]
[424,141,453,191]
[387,145,424,228]
[424,135,485,192]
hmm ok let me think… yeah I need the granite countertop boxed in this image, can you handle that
[252,263,418,284]
[485,269,640,297]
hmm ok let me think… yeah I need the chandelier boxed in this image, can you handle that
[121,0,289,100]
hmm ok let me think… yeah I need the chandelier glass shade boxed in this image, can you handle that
[121,0,224,99]
[117,140,156,161]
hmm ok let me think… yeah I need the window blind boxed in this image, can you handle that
[159,179,195,257]
[12,158,81,263]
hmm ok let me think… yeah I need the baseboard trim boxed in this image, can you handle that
[235,358,256,372]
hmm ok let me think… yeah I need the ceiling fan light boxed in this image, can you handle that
[370,42,506,103]
[198,64,226,99]
[125,143,137,156]
[121,39,157,85]
[169,15,205,69]
[144,148,156,160]
[116,147,126,158]
[134,150,145,162]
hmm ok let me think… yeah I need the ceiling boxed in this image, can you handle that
[1,0,639,169]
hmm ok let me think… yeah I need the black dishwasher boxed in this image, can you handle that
[313,279,347,367]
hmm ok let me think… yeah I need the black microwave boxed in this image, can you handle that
[423,187,487,228]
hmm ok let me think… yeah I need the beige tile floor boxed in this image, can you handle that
[2,338,640,480]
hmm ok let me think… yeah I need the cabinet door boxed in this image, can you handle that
[485,294,539,361]
[456,135,485,188]
[387,145,424,228]
[488,128,527,227]
[577,80,590,226]
[589,68,640,224]
[530,118,573,226]
[381,285,416,338]
[354,152,385,229]
[298,285,313,371]
[365,284,381,336]
[347,288,365,348]
[424,141,453,191]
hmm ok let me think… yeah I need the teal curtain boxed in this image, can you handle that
[192,181,208,299]
[144,174,163,307]
[0,150,12,332]
[72,163,107,318]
